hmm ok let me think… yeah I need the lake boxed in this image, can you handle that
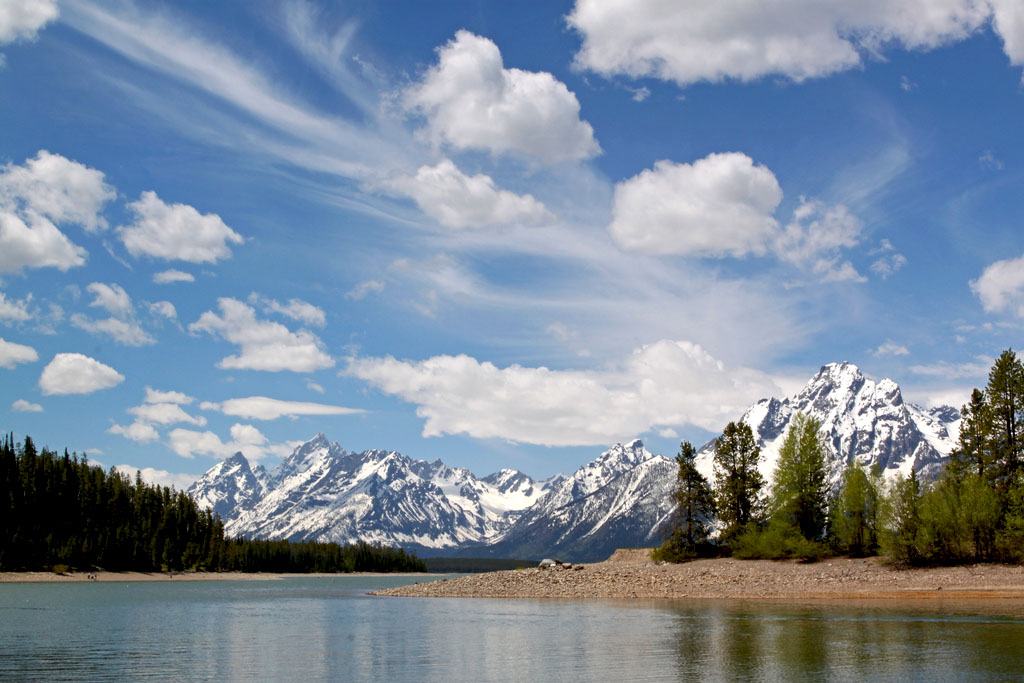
[2,575,1023,681]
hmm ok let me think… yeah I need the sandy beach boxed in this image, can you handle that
[0,570,435,583]
[373,549,1024,601]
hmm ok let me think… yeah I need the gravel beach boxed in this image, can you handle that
[372,549,1024,601]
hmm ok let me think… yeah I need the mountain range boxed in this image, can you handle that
[188,362,961,561]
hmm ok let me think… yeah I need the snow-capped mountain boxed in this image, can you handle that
[188,451,270,522]
[484,445,677,561]
[695,362,961,489]
[188,434,557,553]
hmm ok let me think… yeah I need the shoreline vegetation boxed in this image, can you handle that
[0,570,436,583]
[373,549,1024,601]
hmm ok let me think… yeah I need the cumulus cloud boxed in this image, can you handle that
[345,279,384,301]
[118,191,244,263]
[404,30,600,163]
[38,353,124,395]
[608,153,782,257]
[0,292,33,322]
[872,341,910,357]
[12,398,43,412]
[568,0,1002,87]
[129,402,206,426]
[149,301,177,322]
[384,159,553,230]
[167,423,295,461]
[111,463,199,491]
[0,0,58,44]
[0,150,115,232]
[346,340,781,446]
[70,282,155,346]
[0,337,37,369]
[0,210,87,274]
[107,421,160,443]
[143,387,193,405]
[248,293,326,327]
[972,253,1024,317]
[200,395,364,421]
[774,199,865,282]
[189,297,334,372]
[870,239,908,279]
[153,269,195,284]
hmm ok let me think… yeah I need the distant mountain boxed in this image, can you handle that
[187,361,963,562]
[695,361,961,489]
[188,433,556,553]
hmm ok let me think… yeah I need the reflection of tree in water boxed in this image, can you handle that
[668,602,1024,679]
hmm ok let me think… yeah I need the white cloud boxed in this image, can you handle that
[345,279,384,301]
[900,75,917,91]
[404,30,600,163]
[306,380,324,394]
[149,301,177,321]
[144,386,194,405]
[979,150,1005,170]
[0,210,87,274]
[129,402,207,426]
[11,398,42,412]
[107,421,160,443]
[657,427,679,439]
[118,191,244,263]
[608,153,782,257]
[0,0,58,44]
[384,159,553,230]
[167,423,293,461]
[0,337,37,369]
[0,292,32,322]
[0,150,115,233]
[153,269,195,284]
[568,0,998,87]
[249,293,326,327]
[971,253,1024,317]
[909,358,992,380]
[774,199,865,282]
[189,297,334,372]
[872,341,910,357]
[86,282,133,318]
[111,463,199,491]
[200,395,363,421]
[38,353,125,395]
[70,283,155,347]
[870,239,908,279]
[346,339,781,446]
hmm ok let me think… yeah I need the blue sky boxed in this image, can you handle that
[1,0,1023,486]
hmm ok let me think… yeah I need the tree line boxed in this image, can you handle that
[0,434,426,573]
[656,348,1024,565]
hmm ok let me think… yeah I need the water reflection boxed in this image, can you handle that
[2,580,1024,681]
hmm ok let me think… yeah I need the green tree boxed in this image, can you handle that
[713,421,765,545]
[986,349,1024,482]
[654,441,715,561]
[881,470,925,565]
[953,389,994,482]
[771,413,828,541]
[829,462,881,556]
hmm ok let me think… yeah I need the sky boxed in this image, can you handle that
[1,0,1023,488]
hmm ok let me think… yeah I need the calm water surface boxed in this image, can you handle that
[2,575,1023,681]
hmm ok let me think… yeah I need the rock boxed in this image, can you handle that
[539,559,556,569]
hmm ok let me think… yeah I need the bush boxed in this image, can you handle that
[732,520,826,561]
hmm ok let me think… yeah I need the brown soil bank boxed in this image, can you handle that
[373,550,1024,600]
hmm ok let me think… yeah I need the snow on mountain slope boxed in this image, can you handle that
[695,362,960,489]
[186,452,269,521]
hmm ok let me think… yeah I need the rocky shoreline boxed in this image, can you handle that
[372,549,1024,600]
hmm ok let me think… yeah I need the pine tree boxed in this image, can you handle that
[952,388,994,482]
[986,349,1024,482]
[771,413,828,541]
[655,441,715,561]
[713,421,765,544]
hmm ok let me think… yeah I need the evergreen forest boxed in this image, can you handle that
[0,434,426,573]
